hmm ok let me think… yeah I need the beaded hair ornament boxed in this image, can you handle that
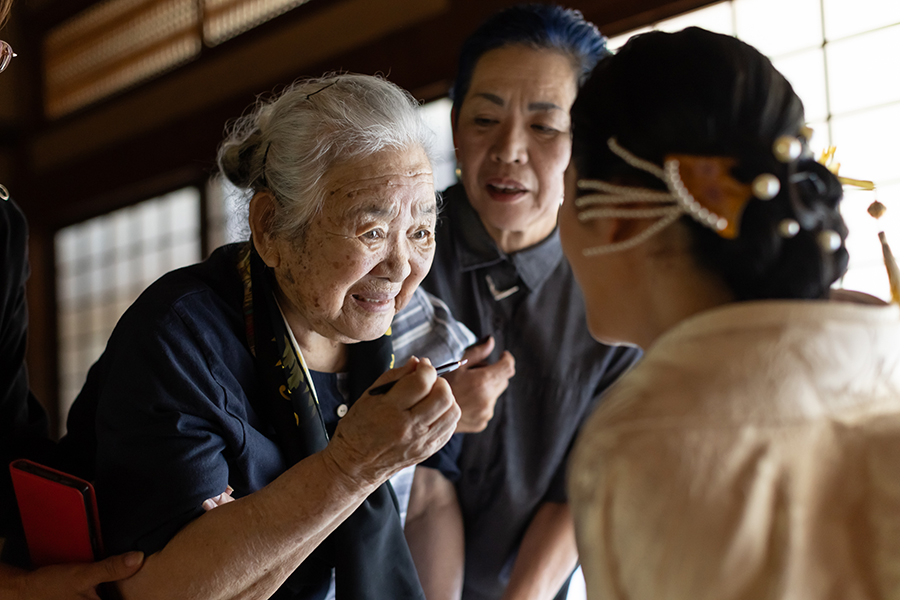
[575,136,842,256]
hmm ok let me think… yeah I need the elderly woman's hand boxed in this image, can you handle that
[324,357,460,488]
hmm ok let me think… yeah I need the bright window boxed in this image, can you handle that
[418,97,459,194]
[55,187,201,432]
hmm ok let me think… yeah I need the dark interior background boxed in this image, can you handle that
[2,0,715,433]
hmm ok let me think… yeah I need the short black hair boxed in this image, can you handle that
[450,4,608,118]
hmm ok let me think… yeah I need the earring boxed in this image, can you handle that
[455,166,462,179]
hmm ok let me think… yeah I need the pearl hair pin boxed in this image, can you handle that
[751,173,780,200]
[778,218,800,238]
[574,137,829,256]
[817,230,842,253]
[773,135,803,163]
[574,139,757,255]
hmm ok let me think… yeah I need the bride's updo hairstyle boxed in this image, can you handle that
[217,73,436,238]
[571,27,848,301]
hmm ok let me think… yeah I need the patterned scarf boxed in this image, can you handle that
[237,242,425,600]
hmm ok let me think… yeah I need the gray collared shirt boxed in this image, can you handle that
[423,185,641,600]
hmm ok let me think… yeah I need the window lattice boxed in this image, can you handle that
[204,0,311,47]
[43,0,312,118]
[55,187,201,433]
[44,0,201,118]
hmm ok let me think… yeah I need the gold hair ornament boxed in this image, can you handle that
[576,136,865,257]
[818,145,875,190]
[576,138,773,255]
[865,193,899,304]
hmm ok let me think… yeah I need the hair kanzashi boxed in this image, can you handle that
[450,3,608,118]
[217,73,437,238]
[571,27,848,301]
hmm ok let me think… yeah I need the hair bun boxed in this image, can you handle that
[218,120,265,190]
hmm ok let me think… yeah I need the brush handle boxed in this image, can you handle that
[368,360,467,396]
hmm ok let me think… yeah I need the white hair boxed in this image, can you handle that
[217,73,437,237]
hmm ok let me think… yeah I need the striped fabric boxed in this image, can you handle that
[392,287,476,367]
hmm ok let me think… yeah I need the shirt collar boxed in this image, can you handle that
[442,184,564,291]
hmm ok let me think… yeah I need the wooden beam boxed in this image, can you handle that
[29,0,450,173]
[582,0,719,35]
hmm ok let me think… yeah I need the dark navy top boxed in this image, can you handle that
[0,198,53,561]
[309,370,347,439]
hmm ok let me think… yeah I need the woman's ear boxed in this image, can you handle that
[248,191,281,268]
[575,210,663,255]
[607,215,651,246]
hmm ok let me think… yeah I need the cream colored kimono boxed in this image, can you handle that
[570,300,900,600]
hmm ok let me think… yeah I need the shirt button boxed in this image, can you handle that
[336,404,348,418]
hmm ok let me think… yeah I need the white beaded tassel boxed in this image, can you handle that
[607,138,667,179]
[572,139,689,256]
[582,210,683,256]
[663,159,728,233]
[576,180,679,223]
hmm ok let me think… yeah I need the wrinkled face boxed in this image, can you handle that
[454,44,579,252]
[272,145,436,344]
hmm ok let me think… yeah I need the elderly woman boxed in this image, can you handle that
[421,6,641,599]
[563,28,900,599]
[61,74,474,600]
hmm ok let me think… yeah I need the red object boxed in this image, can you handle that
[9,459,104,567]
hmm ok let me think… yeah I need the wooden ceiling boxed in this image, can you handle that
[13,0,715,230]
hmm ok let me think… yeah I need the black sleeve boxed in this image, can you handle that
[91,298,236,556]
[419,433,463,482]
[0,198,50,538]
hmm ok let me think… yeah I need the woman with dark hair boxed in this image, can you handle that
[562,27,900,599]
[423,4,641,599]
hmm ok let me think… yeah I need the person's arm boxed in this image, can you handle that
[500,502,578,600]
[0,199,52,539]
[116,358,459,600]
[0,551,143,600]
[404,467,464,600]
